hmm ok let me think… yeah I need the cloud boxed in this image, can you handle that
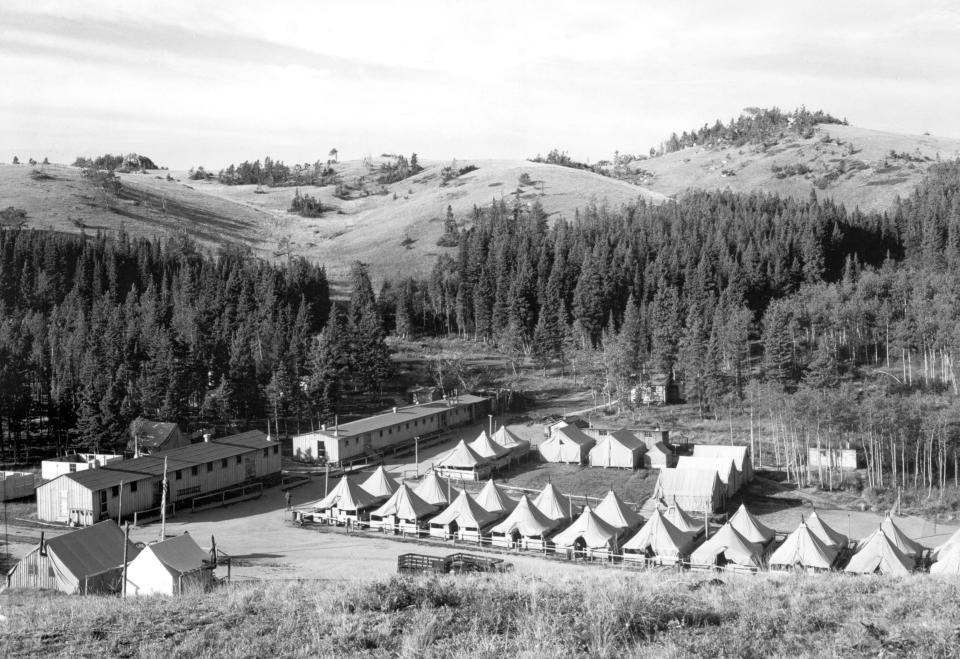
[1,9,436,82]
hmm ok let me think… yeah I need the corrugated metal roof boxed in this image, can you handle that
[63,431,271,491]
[134,421,180,448]
[45,520,140,579]
[298,395,488,439]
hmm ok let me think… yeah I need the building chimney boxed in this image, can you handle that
[393,407,398,414]
[203,433,212,443]
[321,423,326,432]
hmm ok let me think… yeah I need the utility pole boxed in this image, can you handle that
[414,436,420,478]
[122,522,130,598]
[159,456,168,541]
[488,415,493,437]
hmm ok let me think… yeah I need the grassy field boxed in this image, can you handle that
[0,157,664,286]
[633,123,960,214]
[4,570,960,657]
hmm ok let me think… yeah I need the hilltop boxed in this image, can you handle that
[0,158,664,284]
[630,123,960,213]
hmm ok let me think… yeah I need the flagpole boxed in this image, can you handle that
[160,456,168,541]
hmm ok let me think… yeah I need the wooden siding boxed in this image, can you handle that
[37,442,282,525]
[5,546,57,591]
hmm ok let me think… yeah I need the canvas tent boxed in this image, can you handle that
[360,466,400,501]
[933,527,960,560]
[468,431,512,469]
[474,479,515,515]
[552,507,622,556]
[664,500,704,536]
[490,495,561,550]
[125,533,214,596]
[5,520,139,594]
[878,515,925,559]
[931,542,960,575]
[622,509,696,563]
[429,490,502,542]
[676,455,740,497]
[539,426,595,464]
[413,470,456,506]
[653,469,725,514]
[727,504,776,545]
[768,521,838,571]
[294,475,380,523]
[369,484,438,533]
[693,444,754,482]
[690,523,764,570]
[492,426,530,461]
[588,430,645,469]
[433,440,493,481]
[845,528,914,575]
[593,490,643,532]
[644,442,675,469]
[533,483,574,521]
[805,510,848,549]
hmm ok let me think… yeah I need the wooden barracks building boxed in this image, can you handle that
[36,431,280,526]
[292,394,491,465]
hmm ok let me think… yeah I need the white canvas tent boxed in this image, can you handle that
[492,426,530,461]
[433,440,493,481]
[878,515,925,559]
[845,528,913,575]
[653,469,725,514]
[539,426,595,464]
[693,444,754,482]
[413,470,456,506]
[806,510,849,549]
[690,523,764,570]
[360,466,400,501]
[768,521,838,571]
[533,482,573,521]
[428,490,502,542]
[593,490,643,532]
[125,533,214,596]
[664,500,704,536]
[931,542,960,575]
[294,475,380,523]
[588,430,645,469]
[474,479,516,515]
[552,507,622,556]
[468,431,512,469]
[369,483,438,533]
[489,495,561,549]
[676,455,740,497]
[727,504,776,545]
[622,509,696,563]
[644,442,675,469]
[933,527,960,560]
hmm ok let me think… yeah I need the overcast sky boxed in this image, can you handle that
[2,1,959,169]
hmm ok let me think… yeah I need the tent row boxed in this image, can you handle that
[432,428,531,481]
[540,425,674,469]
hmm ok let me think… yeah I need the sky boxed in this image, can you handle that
[2,0,959,169]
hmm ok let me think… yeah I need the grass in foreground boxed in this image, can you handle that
[4,570,960,658]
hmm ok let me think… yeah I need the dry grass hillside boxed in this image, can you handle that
[0,159,664,285]
[5,571,960,657]
[632,124,960,213]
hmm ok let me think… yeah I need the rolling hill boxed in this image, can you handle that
[2,122,960,285]
[0,158,664,285]
[630,123,960,213]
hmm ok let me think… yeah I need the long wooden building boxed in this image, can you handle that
[292,394,490,465]
[36,431,280,526]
